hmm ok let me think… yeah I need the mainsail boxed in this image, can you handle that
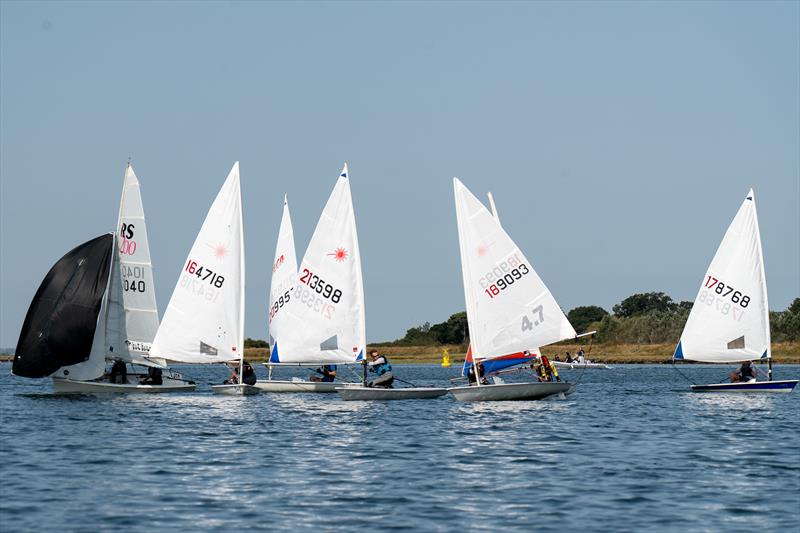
[13,234,114,379]
[106,163,161,366]
[453,178,576,361]
[150,162,245,364]
[271,164,366,364]
[268,195,298,360]
[674,189,770,363]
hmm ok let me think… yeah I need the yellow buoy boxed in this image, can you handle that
[441,349,451,367]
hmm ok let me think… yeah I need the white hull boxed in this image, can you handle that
[554,361,611,369]
[254,380,358,393]
[52,376,196,394]
[211,383,261,395]
[449,381,573,401]
[336,386,448,401]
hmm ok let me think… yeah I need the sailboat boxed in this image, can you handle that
[447,178,578,401]
[13,164,195,393]
[257,165,366,393]
[673,189,798,393]
[149,162,255,395]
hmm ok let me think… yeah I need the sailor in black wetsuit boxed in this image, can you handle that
[109,360,127,384]
[733,361,757,383]
[310,364,337,383]
[367,350,394,388]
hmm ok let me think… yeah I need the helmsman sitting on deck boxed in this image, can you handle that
[730,361,758,383]
[367,350,394,388]
[310,364,337,383]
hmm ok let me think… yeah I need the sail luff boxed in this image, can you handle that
[751,190,771,358]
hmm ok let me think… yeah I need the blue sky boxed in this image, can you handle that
[1,1,798,347]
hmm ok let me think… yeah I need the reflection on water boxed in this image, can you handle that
[1,364,798,532]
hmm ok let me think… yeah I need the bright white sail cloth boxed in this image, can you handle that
[271,164,366,364]
[150,162,245,364]
[674,189,770,363]
[454,178,576,361]
[268,195,298,358]
[106,163,161,366]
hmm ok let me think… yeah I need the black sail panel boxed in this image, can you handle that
[13,234,114,378]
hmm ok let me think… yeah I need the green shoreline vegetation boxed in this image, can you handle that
[3,293,797,365]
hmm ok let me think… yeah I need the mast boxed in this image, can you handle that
[238,162,246,386]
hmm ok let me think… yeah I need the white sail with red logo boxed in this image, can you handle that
[150,162,245,364]
[454,178,576,363]
[273,164,366,364]
[267,195,298,361]
[674,189,770,363]
[105,163,161,366]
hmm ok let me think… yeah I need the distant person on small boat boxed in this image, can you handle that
[311,364,337,383]
[140,366,163,385]
[565,352,574,363]
[241,361,257,386]
[554,354,561,362]
[109,360,127,384]
[730,361,758,383]
[540,354,561,382]
[467,362,488,386]
[577,348,586,364]
[224,362,240,385]
[367,350,394,388]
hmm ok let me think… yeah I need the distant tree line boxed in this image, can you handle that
[386,293,800,346]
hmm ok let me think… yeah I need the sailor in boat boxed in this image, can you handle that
[577,348,586,364]
[367,350,394,388]
[140,366,163,386]
[224,361,257,386]
[730,361,758,383]
[466,362,488,386]
[565,352,574,363]
[310,364,337,383]
[109,360,128,384]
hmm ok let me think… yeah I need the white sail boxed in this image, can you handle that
[454,178,576,361]
[106,164,161,366]
[675,189,770,363]
[272,164,366,364]
[268,195,298,360]
[150,162,245,364]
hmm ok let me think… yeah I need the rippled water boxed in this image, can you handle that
[1,363,798,532]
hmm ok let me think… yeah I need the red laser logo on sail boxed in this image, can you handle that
[329,248,348,262]
[213,244,228,259]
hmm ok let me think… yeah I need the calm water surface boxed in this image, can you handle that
[1,363,798,532]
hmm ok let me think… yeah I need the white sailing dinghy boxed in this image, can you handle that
[149,162,256,396]
[14,164,195,393]
[673,189,797,393]
[257,166,365,392]
[448,178,578,401]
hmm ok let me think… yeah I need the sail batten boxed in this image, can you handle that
[675,189,770,363]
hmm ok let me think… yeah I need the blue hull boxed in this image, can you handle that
[691,380,798,393]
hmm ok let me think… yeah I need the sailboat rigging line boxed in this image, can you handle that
[393,377,419,388]
[670,361,697,386]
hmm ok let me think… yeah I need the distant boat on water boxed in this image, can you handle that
[673,189,797,393]
[13,164,195,393]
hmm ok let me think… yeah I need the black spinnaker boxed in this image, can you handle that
[13,234,113,378]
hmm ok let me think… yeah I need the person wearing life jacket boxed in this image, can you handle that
[540,354,561,382]
[466,362,488,386]
[241,361,257,386]
[367,350,394,388]
[731,361,757,383]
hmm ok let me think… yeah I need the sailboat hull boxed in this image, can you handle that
[691,380,798,393]
[52,376,196,393]
[211,384,260,395]
[336,386,448,400]
[254,380,358,393]
[449,381,573,401]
